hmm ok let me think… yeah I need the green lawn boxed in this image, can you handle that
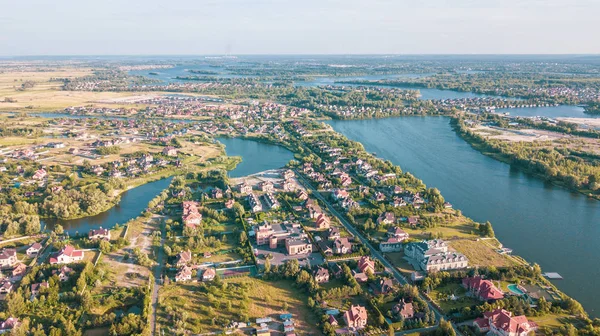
[157,278,319,334]
[429,283,481,313]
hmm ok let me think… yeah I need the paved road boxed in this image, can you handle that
[295,172,462,335]
[150,216,166,336]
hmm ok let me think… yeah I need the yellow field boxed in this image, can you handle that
[449,239,516,267]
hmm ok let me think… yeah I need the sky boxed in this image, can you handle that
[0,0,599,56]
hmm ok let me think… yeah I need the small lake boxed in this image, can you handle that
[328,116,600,316]
[43,177,173,235]
[217,137,294,178]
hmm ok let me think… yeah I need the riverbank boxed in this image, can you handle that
[451,116,600,201]
[325,116,600,317]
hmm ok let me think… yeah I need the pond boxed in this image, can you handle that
[216,137,294,178]
[42,177,173,235]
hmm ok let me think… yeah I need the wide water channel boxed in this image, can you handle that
[328,116,600,316]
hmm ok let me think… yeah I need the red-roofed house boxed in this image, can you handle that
[474,309,537,336]
[0,317,20,333]
[314,213,330,229]
[32,169,47,180]
[357,256,375,275]
[49,245,84,264]
[182,201,202,228]
[462,276,505,301]
[26,243,43,256]
[344,305,368,330]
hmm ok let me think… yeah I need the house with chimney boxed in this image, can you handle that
[314,213,330,230]
[175,250,192,267]
[377,212,395,225]
[52,266,74,282]
[333,237,352,254]
[463,276,505,301]
[313,267,330,283]
[182,201,202,228]
[344,305,368,330]
[175,265,193,282]
[357,256,375,275]
[473,309,537,336]
[0,249,18,268]
[393,299,415,319]
[49,245,84,264]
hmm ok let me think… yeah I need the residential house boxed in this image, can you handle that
[175,266,193,282]
[296,189,308,201]
[380,238,404,253]
[0,318,20,333]
[405,240,467,272]
[0,249,18,268]
[258,181,274,193]
[344,305,368,330]
[31,282,49,297]
[162,146,178,157]
[11,263,27,279]
[32,169,47,180]
[88,227,111,240]
[283,169,295,180]
[238,182,252,195]
[327,227,341,240]
[377,212,395,225]
[0,280,13,294]
[49,245,84,264]
[176,250,192,267]
[463,276,504,301]
[357,256,375,275]
[314,213,330,230]
[371,278,395,295]
[393,299,414,319]
[52,266,74,282]
[248,193,263,213]
[387,227,409,240]
[182,201,202,228]
[202,268,216,281]
[313,267,330,283]
[211,187,223,199]
[407,216,419,227]
[26,243,43,257]
[333,238,352,254]
[473,309,537,336]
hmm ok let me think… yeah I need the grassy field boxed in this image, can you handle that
[0,68,140,112]
[428,283,480,313]
[449,239,516,268]
[157,278,320,334]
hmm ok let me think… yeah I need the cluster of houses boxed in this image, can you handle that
[315,227,352,256]
[173,250,217,283]
[86,152,181,178]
